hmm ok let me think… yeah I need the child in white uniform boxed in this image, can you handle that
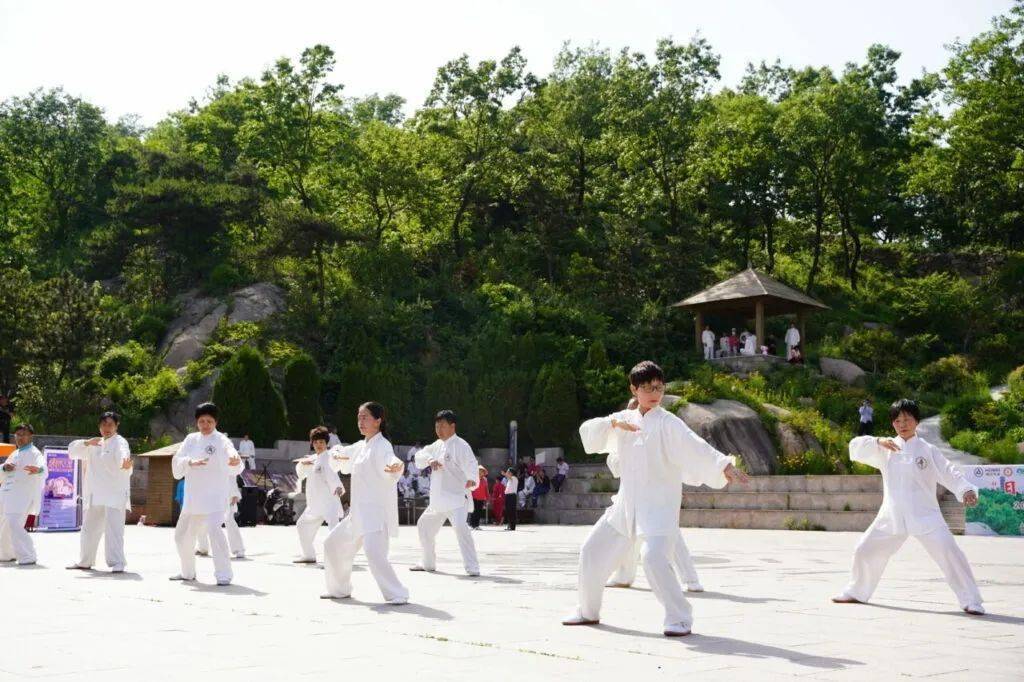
[294,426,346,563]
[833,399,984,615]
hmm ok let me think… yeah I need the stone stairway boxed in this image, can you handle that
[535,464,966,533]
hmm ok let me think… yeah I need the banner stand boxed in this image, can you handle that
[36,447,81,532]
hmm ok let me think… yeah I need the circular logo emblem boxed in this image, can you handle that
[205,445,215,456]
[1004,467,1013,477]
[915,456,928,470]
[974,468,984,477]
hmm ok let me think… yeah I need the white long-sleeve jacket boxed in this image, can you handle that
[0,445,47,516]
[850,435,975,536]
[331,433,403,538]
[415,435,479,512]
[581,406,734,538]
[68,435,132,510]
[785,328,801,346]
[297,449,345,520]
[171,431,243,516]
[701,330,715,347]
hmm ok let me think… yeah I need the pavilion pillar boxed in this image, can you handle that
[755,299,765,347]
[694,310,703,352]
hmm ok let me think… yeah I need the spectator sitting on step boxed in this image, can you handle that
[788,344,805,365]
[531,469,551,507]
[553,457,569,492]
[519,472,535,509]
[417,468,431,498]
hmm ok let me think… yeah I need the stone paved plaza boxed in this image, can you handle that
[2,524,1022,681]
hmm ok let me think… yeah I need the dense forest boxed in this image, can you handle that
[1,3,1022,466]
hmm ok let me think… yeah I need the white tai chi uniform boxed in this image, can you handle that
[68,436,132,570]
[785,326,801,359]
[0,445,46,564]
[322,433,408,602]
[414,435,480,574]
[701,329,716,361]
[172,430,243,583]
[573,407,734,629]
[295,449,346,561]
[837,435,983,609]
[740,333,757,356]
[603,452,702,589]
[238,438,256,470]
[197,475,245,557]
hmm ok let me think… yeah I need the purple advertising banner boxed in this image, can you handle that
[36,447,80,531]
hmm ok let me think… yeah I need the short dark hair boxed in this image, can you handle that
[309,426,331,444]
[888,399,921,423]
[628,360,665,387]
[99,411,121,425]
[14,423,33,434]
[194,402,219,420]
[434,409,457,424]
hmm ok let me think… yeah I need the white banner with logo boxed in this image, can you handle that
[958,464,1024,536]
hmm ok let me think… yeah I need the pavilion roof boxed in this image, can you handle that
[672,268,828,314]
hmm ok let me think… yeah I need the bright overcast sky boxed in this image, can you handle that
[0,0,1013,125]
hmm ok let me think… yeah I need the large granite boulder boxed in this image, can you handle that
[677,399,777,475]
[159,283,285,369]
[763,403,824,457]
[819,357,866,386]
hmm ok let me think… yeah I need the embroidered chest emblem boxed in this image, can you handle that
[915,456,928,470]
[204,445,216,456]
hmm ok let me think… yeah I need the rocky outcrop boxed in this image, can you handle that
[159,283,285,369]
[149,373,218,441]
[677,400,777,475]
[819,357,866,386]
[763,403,825,457]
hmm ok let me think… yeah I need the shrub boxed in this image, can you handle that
[132,314,169,346]
[1008,365,1024,401]
[212,346,287,447]
[528,363,581,449]
[207,263,245,294]
[471,370,533,448]
[839,329,902,373]
[95,342,154,381]
[283,352,322,440]
[948,430,988,455]
[777,450,840,475]
[919,355,977,396]
[334,363,373,442]
[941,394,991,440]
[981,437,1022,465]
[422,369,472,440]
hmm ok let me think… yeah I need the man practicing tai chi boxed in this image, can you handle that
[0,424,46,565]
[67,411,133,573]
[563,361,748,637]
[293,426,346,564]
[410,410,481,576]
[832,399,985,615]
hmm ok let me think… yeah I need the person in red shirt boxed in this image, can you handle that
[470,466,489,529]
[489,477,505,525]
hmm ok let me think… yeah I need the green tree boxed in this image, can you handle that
[212,346,287,447]
[527,363,581,449]
[283,352,323,439]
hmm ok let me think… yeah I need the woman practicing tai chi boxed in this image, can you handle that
[320,402,409,605]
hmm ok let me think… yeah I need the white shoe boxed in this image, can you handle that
[466,570,480,577]
[409,565,433,572]
[562,614,599,626]
[216,579,231,586]
[664,622,692,637]
[831,594,862,604]
[605,581,632,588]
[387,597,409,605]
[16,560,36,566]
[686,582,704,592]
[320,593,351,599]
[111,565,125,573]
[232,552,245,559]
[195,550,208,556]
[169,575,195,581]
[964,604,986,616]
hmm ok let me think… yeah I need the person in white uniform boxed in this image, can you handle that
[701,325,716,361]
[410,410,481,576]
[321,402,408,604]
[740,331,757,356]
[293,426,346,564]
[237,434,256,470]
[833,398,985,615]
[170,402,243,586]
[784,322,801,359]
[66,411,133,573]
[196,472,245,559]
[0,424,47,565]
[563,361,748,637]
[601,399,704,592]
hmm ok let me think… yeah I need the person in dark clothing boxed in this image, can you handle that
[502,468,519,531]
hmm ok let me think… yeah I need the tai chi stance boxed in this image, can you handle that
[321,402,408,604]
[410,410,481,576]
[833,399,985,615]
[294,426,346,564]
[170,403,243,586]
[563,361,748,636]
[67,411,133,573]
[0,423,46,565]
